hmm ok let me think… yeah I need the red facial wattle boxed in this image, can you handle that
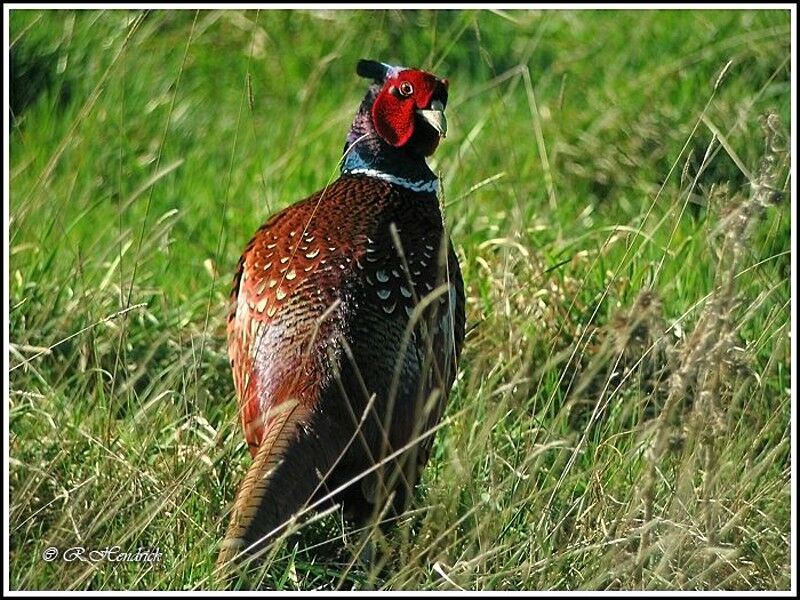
[371,70,449,155]
[372,87,417,147]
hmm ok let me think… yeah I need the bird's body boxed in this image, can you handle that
[218,60,464,568]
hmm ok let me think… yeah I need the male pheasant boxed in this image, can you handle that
[218,59,465,568]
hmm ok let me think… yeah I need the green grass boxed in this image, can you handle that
[8,8,792,591]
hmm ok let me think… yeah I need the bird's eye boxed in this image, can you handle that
[398,81,414,97]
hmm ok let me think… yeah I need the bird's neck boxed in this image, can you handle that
[341,86,439,194]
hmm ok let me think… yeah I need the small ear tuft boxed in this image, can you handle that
[356,59,389,82]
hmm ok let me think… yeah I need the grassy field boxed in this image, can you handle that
[7,8,793,591]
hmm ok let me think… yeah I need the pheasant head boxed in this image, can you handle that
[343,59,450,192]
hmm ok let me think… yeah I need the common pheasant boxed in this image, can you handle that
[218,59,465,569]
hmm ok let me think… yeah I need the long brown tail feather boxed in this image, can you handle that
[216,399,313,571]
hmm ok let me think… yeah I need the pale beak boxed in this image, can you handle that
[417,100,447,138]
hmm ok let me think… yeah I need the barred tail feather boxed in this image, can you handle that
[217,399,319,571]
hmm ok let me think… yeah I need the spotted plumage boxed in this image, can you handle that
[218,59,465,569]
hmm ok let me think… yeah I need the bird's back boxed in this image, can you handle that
[221,174,465,564]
